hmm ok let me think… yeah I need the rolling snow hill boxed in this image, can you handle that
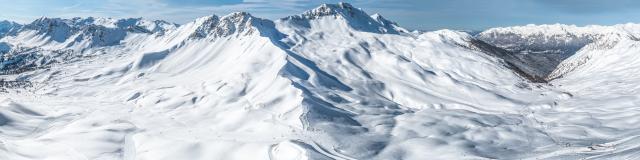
[1,2,640,160]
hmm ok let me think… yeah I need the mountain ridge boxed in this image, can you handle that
[0,20,22,38]
[2,4,639,83]
[5,8,638,82]
[477,23,640,79]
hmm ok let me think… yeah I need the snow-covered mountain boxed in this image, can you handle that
[0,17,177,74]
[0,20,22,38]
[8,17,177,48]
[2,2,640,160]
[281,3,408,35]
[477,23,640,79]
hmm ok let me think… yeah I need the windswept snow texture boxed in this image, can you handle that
[2,2,640,160]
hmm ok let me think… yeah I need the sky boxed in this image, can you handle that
[1,0,640,31]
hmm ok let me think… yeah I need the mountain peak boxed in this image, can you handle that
[316,2,356,13]
[223,12,252,20]
[299,2,364,20]
[30,17,67,25]
[0,20,20,25]
[0,20,22,38]
[190,12,278,38]
[280,3,405,34]
[24,17,75,42]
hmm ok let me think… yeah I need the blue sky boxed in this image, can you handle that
[1,0,640,31]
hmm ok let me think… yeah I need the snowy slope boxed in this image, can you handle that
[1,12,307,160]
[477,23,640,78]
[3,17,177,49]
[1,2,640,160]
[274,8,567,158]
[0,17,177,74]
[533,37,640,159]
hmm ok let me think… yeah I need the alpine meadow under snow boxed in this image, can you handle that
[2,2,640,160]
